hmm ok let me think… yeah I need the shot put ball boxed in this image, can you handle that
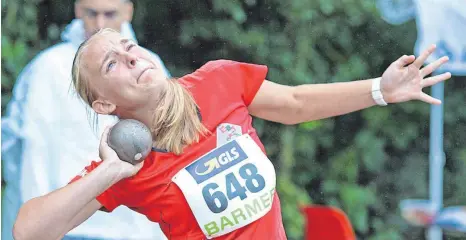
[107,119,152,164]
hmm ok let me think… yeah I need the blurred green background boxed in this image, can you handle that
[2,0,465,239]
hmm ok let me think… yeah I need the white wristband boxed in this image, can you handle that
[371,77,388,106]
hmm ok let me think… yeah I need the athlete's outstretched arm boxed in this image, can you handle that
[249,79,376,124]
[248,44,451,125]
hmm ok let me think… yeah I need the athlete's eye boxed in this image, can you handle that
[127,43,136,51]
[107,60,116,72]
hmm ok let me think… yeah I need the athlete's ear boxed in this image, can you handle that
[92,99,116,115]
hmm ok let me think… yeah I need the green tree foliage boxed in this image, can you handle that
[2,0,40,108]
[2,0,465,239]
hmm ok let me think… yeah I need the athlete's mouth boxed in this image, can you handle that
[137,67,154,84]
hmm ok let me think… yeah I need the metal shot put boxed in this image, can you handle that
[108,119,152,165]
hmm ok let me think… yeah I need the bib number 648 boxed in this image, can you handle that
[202,163,265,213]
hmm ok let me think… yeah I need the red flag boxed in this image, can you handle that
[301,205,356,240]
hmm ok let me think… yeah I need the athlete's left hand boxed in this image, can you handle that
[380,44,451,105]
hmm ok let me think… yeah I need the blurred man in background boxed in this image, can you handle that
[1,0,169,239]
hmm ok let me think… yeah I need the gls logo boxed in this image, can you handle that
[195,147,240,176]
[187,140,247,184]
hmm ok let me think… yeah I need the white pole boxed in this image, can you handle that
[427,77,444,240]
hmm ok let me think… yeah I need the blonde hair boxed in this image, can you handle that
[151,79,209,154]
[71,28,209,155]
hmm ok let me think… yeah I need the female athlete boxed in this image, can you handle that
[13,28,451,240]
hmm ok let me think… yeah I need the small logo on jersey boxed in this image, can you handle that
[78,169,88,177]
[216,123,242,147]
[186,140,247,184]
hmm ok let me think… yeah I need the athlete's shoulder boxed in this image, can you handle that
[200,59,241,72]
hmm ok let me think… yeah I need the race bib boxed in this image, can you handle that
[172,134,276,239]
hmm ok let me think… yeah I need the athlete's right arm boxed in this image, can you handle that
[12,127,144,240]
